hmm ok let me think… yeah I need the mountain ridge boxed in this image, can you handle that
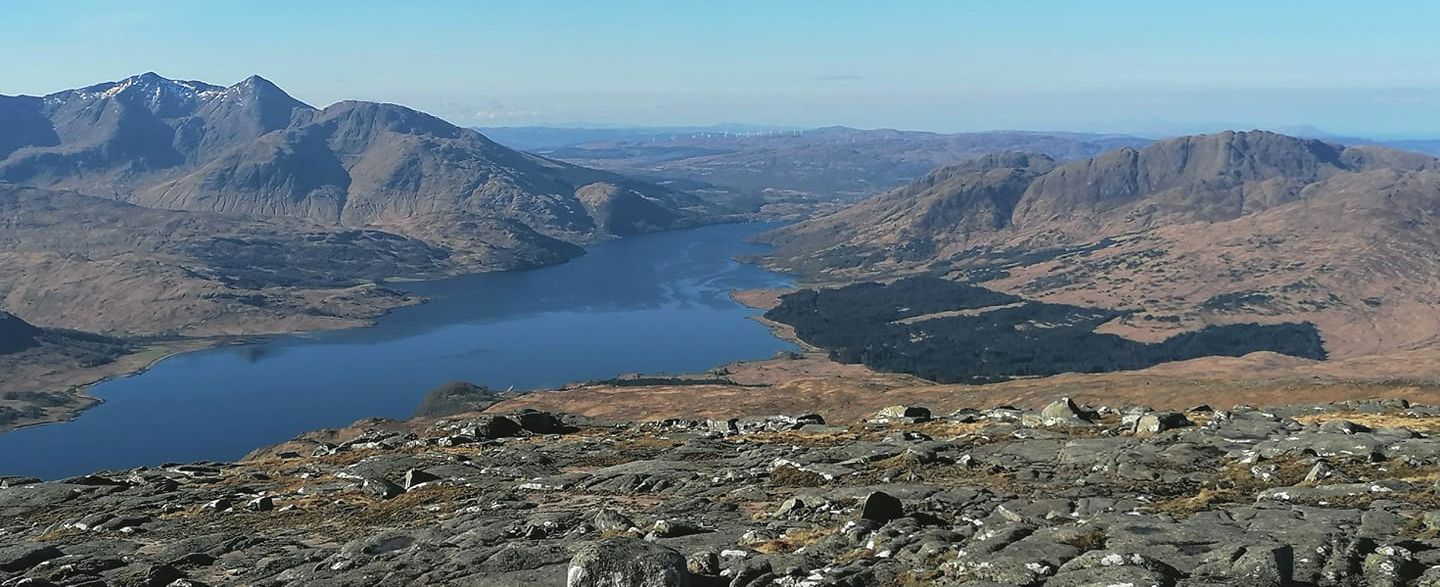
[0,73,720,254]
[758,130,1440,360]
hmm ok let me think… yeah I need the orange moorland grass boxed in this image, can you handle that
[1292,411,1440,434]
[749,526,837,554]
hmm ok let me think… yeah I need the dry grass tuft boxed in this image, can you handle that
[1058,527,1109,551]
[750,527,835,554]
[770,465,827,487]
[1152,488,1240,517]
[1293,412,1440,434]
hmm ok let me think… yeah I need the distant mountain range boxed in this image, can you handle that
[759,131,1440,360]
[482,125,1152,203]
[487,124,1440,209]
[0,73,720,251]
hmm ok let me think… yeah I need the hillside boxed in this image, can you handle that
[0,183,473,336]
[0,311,42,355]
[0,310,130,429]
[0,74,720,258]
[758,131,1440,359]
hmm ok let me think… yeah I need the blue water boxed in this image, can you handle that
[0,222,796,479]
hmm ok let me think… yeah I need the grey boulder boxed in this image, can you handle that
[567,537,690,587]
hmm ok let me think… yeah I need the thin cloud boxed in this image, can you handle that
[815,74,863,81]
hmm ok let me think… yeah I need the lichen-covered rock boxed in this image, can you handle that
[1038,397,1095,426]
[566,538,689,587]
[874,405,931,422]
[1134,411,1192,435]
[2,399,1440,586]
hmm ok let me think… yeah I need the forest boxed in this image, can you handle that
[765,277,1327,383]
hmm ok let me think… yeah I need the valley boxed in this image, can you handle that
[10,6,1440,586]
[0,223,797,478]
[0,74,753,432]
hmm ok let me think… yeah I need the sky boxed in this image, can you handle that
[3,0,1439,137]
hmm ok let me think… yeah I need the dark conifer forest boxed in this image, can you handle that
[765,277,1327,383]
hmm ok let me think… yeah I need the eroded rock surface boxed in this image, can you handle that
[4,400,1440,585]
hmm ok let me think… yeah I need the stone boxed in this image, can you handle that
[1319,419,1373,434]
[201,498,232,512]
[686,550,719,576]
[7,398,1440,587]
[463,415,524,438]
[566,537,690,587]
[1040,397,1095,426]
[858,491,904,524]
[793,413,826,426]
[1193,544,1292,587]
[403,468,441,489]
[706,418,738,434]
[512,409,562,434]
[1364,545,1420,587]
[361,476,404,500]
[875,405,931,422]
[1303,461,1350,484]
[0,542,62,572]
[593,509,639,534]
[1134,411,1192,435]
[650,519,706,538]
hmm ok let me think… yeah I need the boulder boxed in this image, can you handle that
[403,468,441,489]
[463,415,525,438]
[1193,544,1292,587]
[1039,397,1095,426]
[858,491,905,524]
[593,509,639,534]
[874,405,931,422]
[1364,545,1421,587]
[361,477,404,500]
[705,418,738,434]
[1319,419,1373,435]
[512,409,563,434]
[0,542,62,572]
[686,550,719,576]
[567,537,690,587]
[1135,411,1192,435]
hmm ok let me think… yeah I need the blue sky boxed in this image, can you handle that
[4,0,1438,136]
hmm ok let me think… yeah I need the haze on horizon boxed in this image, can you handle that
[3,0,1439,138]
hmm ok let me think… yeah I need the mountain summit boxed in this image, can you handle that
[0,74,717,259]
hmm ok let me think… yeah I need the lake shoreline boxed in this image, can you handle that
[0,222,799,479]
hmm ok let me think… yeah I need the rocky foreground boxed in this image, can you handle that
[6,399,1440,586]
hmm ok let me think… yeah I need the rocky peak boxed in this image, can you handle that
[54,72,225,118]
[317,100,467,143]
[1012,130,1356,226]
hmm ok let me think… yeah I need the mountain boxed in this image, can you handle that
[504,125,1151,204]
[759,131,1440,359]
[0,183,501,336]
[0,74,719,258]
[475,124,804,151]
